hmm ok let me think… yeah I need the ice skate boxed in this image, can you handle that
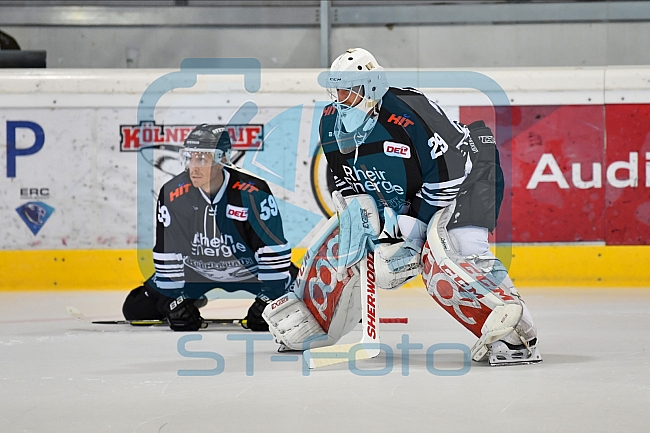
[487,338,542,366]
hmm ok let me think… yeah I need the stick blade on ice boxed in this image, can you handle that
[66,306,86,321]
[306,342,381,369]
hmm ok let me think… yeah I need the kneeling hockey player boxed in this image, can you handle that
[123,124,294,332]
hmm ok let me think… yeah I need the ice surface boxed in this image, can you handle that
[1,287,649,433]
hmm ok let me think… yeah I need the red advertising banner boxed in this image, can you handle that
[605,104,650,245]
[460,104,650,244]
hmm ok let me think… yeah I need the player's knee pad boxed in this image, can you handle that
[122,282,165,320]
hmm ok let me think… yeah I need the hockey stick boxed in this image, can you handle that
[305,251,381,369]
[66,306,246,327]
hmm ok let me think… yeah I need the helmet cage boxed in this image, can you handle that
[179,124,232,170]
[325,71,386,112]
[326,71,385,153]
[179,147,231,170]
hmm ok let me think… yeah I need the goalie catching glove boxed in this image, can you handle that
[373,208,427,290]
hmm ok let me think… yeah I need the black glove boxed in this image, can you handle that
[242,295,271,332]
[156,293,204,332]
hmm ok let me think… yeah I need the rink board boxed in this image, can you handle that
[1,244,649,290]
[2,67,650,290]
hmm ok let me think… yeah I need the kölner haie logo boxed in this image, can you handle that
[16,201,54,235]
[119,122,264,151]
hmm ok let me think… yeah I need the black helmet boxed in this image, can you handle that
[181,124,232,168]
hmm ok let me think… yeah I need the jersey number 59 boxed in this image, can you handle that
[259,196,279,221]
[158,203,171,227]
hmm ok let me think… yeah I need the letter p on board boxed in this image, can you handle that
[6,121,45,178]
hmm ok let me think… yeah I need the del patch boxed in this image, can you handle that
[383,141,411,159]
[226,204,248,221]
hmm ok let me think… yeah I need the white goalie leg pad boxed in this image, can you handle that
[469,303,523,362]
[263,292,327,350]
[262,273,362,351]
[470,290,540,363]
[424,202,526,362]
[446,226,539,362]
[302,262,363,348]
[484,301,540,365]
[502,301,537,345]
[485,301,541,365]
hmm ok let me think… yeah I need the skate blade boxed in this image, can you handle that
[489,358,543,367]
[488,346,543,366]
[277,344,301,353]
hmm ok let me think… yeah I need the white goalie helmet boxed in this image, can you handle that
[327,48,389,153]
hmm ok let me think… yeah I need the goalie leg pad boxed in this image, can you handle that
[486,303,541,366]
[444,223,539,363]
[423,202,522,338]
[263,277,362,352]
[422,201,543,365]
[263,292,330,351]
[264,213,363,350]
[469,303,522,361]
